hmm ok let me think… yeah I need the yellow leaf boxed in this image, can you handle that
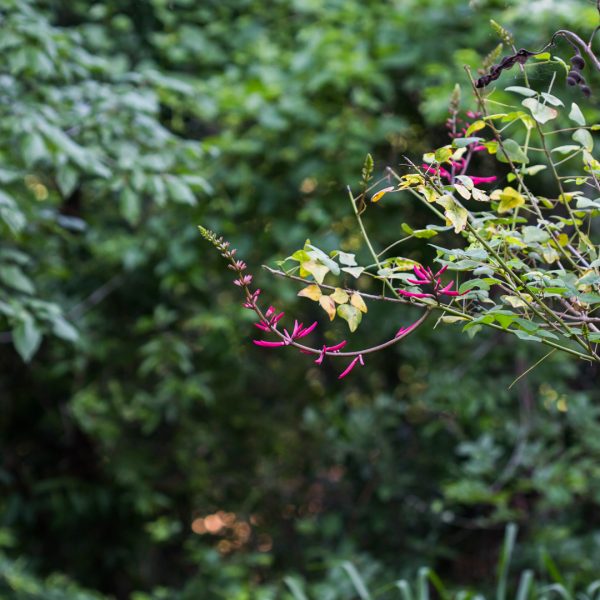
[419,186,439,203]
[502,294,532,308]
[297,284,322,301]
[301,260,329,284]
[350,293,368,313]
[319,295,336,321]
[437,195,468,233]
[371,186,395,203]
[331,288,349,304]
[495,186,525,213]
[398,174,424,189]
[434,146,453,163]
[465,120,486,136]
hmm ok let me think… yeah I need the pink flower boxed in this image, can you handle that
[470,175,497,185]
[422,164,451,181]
[314,340,347,365]
[234,274,253,286]
[395,320,420,338]
[243,289,261,309]
[253,340,286,348]
[338,354,364,379]
[399,264,463,301]
[295,321,318,339]
[397,289,434,299]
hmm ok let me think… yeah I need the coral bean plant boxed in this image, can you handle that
[201,16,600,379]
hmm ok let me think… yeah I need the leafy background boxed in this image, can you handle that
[0,0,599,597]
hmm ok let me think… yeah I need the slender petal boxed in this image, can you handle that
[326,340,347,352]
[397,289,433,299]
[338,356,362,379]
[296,321,318,338]
[253,340,286,347]
[440,281,454,294]
[470,175,496,184]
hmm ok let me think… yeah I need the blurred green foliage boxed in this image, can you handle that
[0,0,599,598]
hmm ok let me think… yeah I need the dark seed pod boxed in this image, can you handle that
[568,70,583,83]
[581,85,591,98]
[570,54,585,70]
[567,76,578,86]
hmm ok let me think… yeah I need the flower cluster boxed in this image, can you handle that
[398,264,462,301]
[199,226,431,380]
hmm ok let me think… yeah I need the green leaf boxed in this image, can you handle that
[165,176,197,205]
[336,304,362,332]
[505,86,537,97]
[307,245,340,275]
[120,187,141,225]
[342,266,365,278]
[13,317,42,362]
[51,316,79,342]
[522,98,558,124]
[341,562,371,600]
[21,133,47,166]
[336,251,357,266]
[453,136,483,148]
[496,139,529,164]
[0,265,35,294]
[552,145,580,155]
[540,92,563,107]
[573,128,594,152]
[412,228,438,239]
[569,103,586,126]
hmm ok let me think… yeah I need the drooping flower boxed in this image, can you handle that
[338,354,364,379]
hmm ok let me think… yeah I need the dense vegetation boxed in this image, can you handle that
[0,0,599,598]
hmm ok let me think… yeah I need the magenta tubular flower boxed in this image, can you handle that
[395,319,422,338]
[254,321,270,331]
[315,340,348,365]
[440,281,454,294]
[397,289,433,299]
[338,354,364,379]
[407,277,430,285]
[413,265,431,281]
[296,321,318,339]
[434,265,448,278]
[271,312,284,325]
[470,175,497,185]
[421,164,451,181]
[253,340,286,348]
